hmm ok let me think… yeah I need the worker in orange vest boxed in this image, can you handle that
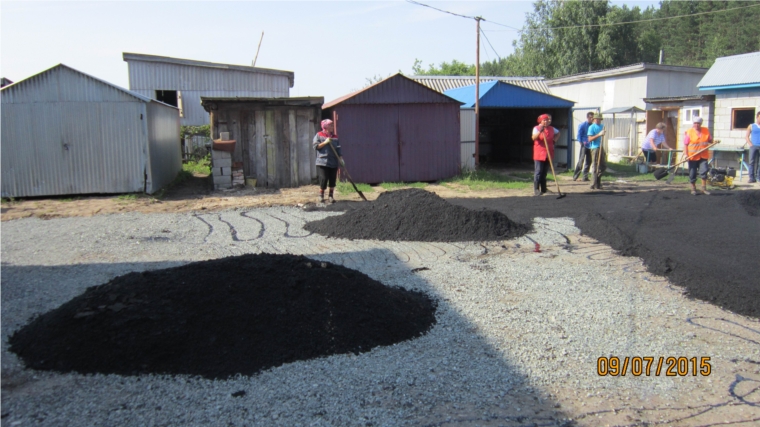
[683,116,712,195]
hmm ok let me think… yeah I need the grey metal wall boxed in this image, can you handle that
[1,66,148,197]
[127,61,291,126]
[146,101,182,194]
[460,109,476,142]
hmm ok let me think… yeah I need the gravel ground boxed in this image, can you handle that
[2,207,760,426]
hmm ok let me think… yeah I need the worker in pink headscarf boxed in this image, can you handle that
[312,119,343,204]
[531,114,560,196]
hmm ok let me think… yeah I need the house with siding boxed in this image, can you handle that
[547,63,709,166]
[1,64,181,198]
[123,53,294,126]
[697,51,760,172]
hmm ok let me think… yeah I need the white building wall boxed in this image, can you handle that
[713,89,760,148]
[548,74,648,110]
[646,70,706,98]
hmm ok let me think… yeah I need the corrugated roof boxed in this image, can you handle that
[323,74,462,109]
[602,106,645,114]
[547,63,708,86]
[123,52,294,86]
[444,81,574,108]
[644,95,715,103]
[0,63,158,104]
[201,96,324,112]
[412,76,551,94]
[697,51,760,89]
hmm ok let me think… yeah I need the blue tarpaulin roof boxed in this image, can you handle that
[444,80,574,108]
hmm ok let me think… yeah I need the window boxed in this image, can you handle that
[732,108,756,129]
[682,108,701,124]
[155,90,184,117]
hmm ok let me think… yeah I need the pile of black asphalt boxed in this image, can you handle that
[305,188,531,242]
[9,254,437,379]
[450,189,760,319]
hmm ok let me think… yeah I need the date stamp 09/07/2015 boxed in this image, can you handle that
[597,356,712,377]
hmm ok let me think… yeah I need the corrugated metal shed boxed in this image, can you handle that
[1,64,181,198]
[323,74,458,108]
[444,81,574,108]
[123,53,293,126]
[322,74,463,183]
[698,51,760,90]
[413,76,551,94]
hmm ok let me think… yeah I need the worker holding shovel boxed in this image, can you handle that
[532,114,560,196]
[587,113,607,190]
[313,119,343,204]
[684,116,713,195]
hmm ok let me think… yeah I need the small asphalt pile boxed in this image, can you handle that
[305,188,530,242]
[8,254,436,380]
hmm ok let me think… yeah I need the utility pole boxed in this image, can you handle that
[475,16,483,168]
[252,32,264,67]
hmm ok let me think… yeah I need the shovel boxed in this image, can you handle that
[666,151,685,185]
[327,141,367,201]
[541,134,565,199]
[653,140,720,180]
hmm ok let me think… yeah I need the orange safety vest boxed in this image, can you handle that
[685,128,711,160]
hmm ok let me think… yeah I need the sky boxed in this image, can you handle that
[1,0,660,102]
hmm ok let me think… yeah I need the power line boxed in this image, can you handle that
[480,28,501,62]
[404,0,476,20]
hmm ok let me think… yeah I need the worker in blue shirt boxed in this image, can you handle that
[587,113,607,190]
[573,111,595,181]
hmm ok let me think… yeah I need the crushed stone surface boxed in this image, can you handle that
[2,202,760,426]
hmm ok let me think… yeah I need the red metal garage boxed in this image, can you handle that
[322,74,463,184]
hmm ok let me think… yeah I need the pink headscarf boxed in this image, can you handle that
[321,119,333,132]
[537,114,550,124]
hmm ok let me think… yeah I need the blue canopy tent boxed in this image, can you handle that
[445,81,575,167]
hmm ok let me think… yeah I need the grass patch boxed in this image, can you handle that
[117,194,139,201]
[336,181,374,195]
[443,170,533,191]
[379,182,428,190]
[183,155,211,175]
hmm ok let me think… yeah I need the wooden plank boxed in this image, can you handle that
[309,109,317,180]
[243,109,256,178]
[265,110,276,187]
[231,109,243,165]
[275,108,290,188]
[289,109,298,186]
[255,110,267,187]
[296,109,312,185]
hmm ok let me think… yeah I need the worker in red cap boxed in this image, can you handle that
[531,114,560,196]
[313,119,343,204]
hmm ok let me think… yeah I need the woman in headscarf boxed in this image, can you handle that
[312,119,343,203]
[531,114,560,196]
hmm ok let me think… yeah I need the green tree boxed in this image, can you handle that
[413,0,759,79]
[411,58,476,76]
